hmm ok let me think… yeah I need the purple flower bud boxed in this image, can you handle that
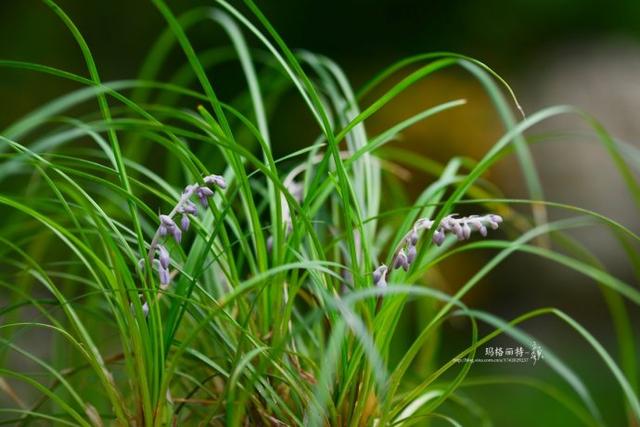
[130,300,149,317]
[373,266,383,283]
[195,187,212,207]
[158,225,168,237]
[462,223,471,240]
[442,216,455,230]
[157,245,170,269]
[394,249,409,271]
[373,265,388,288]
[159,266,170,285]
[452,222,464,240]
[432,229,446,246]
[393,252,403,270]
[183,201,198,215]
[171,226,182,243]
[180,214,190,232]
[199,186,214,198]
[410,230,419,246]
[488,214,503,229]
[407,244,417,264]
[415,218,432,229]
[183,184,197,194]
[204,174,226,189]
[160,214,175,228]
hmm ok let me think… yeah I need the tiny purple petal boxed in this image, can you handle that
[432,229,446,246]
[160,214,175,228]
[395,249,409,271]
[373,266,384,284]
[183,201,198,215]
[490,214,503,224]
[462,223,471,240]
[172,227,182,243]
[183,184,197,194]
[157,245,170,269]
[373,265,388,288]
[410,230,419,246]
[158,225,168,237]
[373,271,382,283]
[204,174,227,189]
[159,267,170,285]
[393,254,403,270]
[442,216,455,231]
[199,186,214,198]
[452,222,463,239]
[180,214,190,231]
[195,188,210,207]
[470,220,483,231]
[407,245,417,264]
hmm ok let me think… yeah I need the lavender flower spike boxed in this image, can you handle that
[432,214,503,246]
[140,173,226,313]
[374,212,504,286]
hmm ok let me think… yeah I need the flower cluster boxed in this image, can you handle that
[134,174,226,316]
[373,213,503,288]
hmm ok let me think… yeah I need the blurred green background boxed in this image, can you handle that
[1,1,639,425]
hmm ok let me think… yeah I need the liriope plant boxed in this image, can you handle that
[0,0,639,426]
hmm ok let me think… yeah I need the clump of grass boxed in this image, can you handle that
[0,0,639,426]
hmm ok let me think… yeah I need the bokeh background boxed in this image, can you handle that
[1,1,640,425]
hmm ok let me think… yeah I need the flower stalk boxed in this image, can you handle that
[134,174,226,316]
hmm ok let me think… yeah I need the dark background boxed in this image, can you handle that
[3,0,640,123]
